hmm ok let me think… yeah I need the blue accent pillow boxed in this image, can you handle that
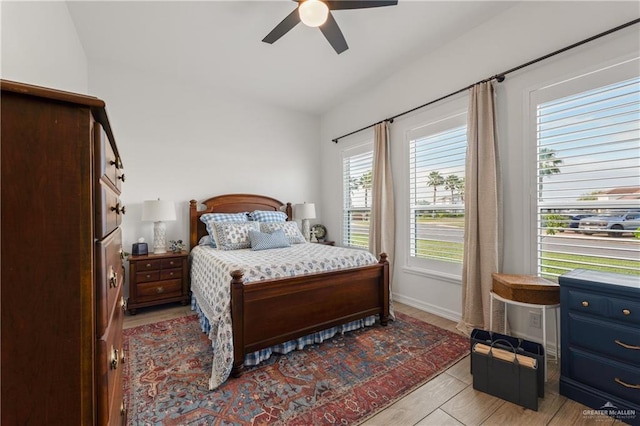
[249,210,288,222]
[249,229,291,251]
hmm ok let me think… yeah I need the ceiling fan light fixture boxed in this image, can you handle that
[299,0,329,28]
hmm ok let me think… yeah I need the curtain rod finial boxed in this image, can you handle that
[332,139,338,143]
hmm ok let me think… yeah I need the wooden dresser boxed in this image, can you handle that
[559,269,640,425]
[1,80,126,425]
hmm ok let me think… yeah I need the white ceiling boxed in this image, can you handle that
[67,1,509,114]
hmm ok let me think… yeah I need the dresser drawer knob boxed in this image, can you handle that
[615,377,640,389]
[121,348,126,364]
[121,296,127,311]
[109,267,118,288]
[110,346,119,370]
[119,247,125,260]
[145,263,152,268]
[169,272,174,276]
[615,339,640,350]
[581,301,589,307]
[156,287,164,294]
[111,203,126,215]
[118,173,126,182]
[146,274,151,278]
[623,309,631,316]
[120,401,127,417]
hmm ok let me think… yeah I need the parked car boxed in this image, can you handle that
[568,213,596,229]
[578,211,640,237]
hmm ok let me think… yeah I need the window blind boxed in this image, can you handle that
[409,124,466,264]
[342,148,373,249]
[536,75,640,279]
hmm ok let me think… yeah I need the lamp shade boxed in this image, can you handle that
[299,0,329,27]
[294,202,316,220]
[141,199,176,222]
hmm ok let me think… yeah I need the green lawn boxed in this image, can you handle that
[541,251,640,278]
[347,219,640,279]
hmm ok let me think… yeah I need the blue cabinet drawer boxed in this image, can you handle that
[567,289,640,325]
[568,314,640,366]
[610,297,640,325]
[568,349,640,405]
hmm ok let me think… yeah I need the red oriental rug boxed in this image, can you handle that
[123,312,468,425]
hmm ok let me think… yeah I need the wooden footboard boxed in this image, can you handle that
[230,253,389,377]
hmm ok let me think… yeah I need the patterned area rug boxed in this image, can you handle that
[123,312,468,425]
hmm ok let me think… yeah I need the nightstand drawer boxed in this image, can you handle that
[161,258,182,269]
[161,268,182,280]
[568,314,640,365]
[136,259,162,272]
[568,349,640,405]
[136,271,160,283]
[136,279,182,303]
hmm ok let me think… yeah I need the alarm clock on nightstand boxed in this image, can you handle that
[132,238,148,256]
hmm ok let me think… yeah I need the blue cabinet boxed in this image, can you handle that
[560,269,640,425]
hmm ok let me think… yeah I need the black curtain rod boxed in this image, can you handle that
[332,18,640,143]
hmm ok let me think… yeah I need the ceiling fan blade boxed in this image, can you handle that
[262,8,301,44]
[327,0,398,10]
[319,12,348,54]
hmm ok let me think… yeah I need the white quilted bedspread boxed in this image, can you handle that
[189,242,378,389]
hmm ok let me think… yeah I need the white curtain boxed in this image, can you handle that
[369,121,395,318]
[457,82,503,335]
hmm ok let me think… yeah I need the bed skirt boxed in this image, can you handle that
[191,295,376,367]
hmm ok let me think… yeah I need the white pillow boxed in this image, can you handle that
[259,222,306,244]
[213,221,260,250]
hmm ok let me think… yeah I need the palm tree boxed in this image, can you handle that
[358,170,373,208]
[455,177,465,203]
[444,174,461,203]
[539,148,563,200]
[427,171,444,205]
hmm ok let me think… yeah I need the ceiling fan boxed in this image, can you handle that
[262,0,398,55]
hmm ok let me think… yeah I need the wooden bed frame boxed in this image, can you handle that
[189,193,390,377]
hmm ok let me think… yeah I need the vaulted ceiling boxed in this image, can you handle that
[67,1,509,114]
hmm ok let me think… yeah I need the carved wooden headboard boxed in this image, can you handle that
[189,193,293,249]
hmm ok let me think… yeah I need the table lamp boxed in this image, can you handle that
[295,202,316,242]
[142,199,176,254]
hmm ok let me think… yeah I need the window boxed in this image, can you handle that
[532,60,640,280]
[342,143,373,249]
[408,112,466,274]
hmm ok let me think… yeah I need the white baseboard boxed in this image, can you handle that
[393,293,461,323]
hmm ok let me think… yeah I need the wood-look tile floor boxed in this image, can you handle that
[124,302,622,425]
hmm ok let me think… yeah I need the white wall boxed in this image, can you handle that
[320,1,640,344]
[1,1,88,93]
[87,62,321,253]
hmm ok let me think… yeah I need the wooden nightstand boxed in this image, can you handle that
[127,251,189,315]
